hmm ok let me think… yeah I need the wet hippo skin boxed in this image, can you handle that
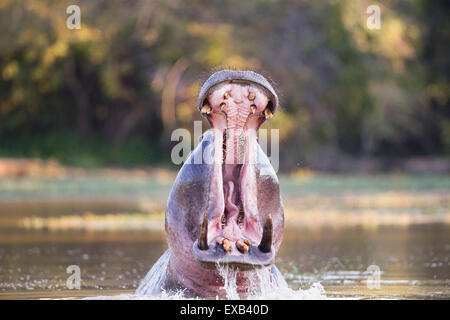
[137,70,285,298]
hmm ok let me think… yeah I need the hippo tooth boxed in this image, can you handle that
[263,107,273,119]
[258,216,273,253]
[201,104,212,115]
[237,212,244,224]
[220,102,226,111]
[216,237,224,245]
[198,211,209,250]
[224,92,230,99]
[236,240,249,253]
[222,239,231,252]
[222,130,227,163]
[250,105,256,114]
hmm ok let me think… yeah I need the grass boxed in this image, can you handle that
[280,173,450,194]
[0,173,448,230]
[0,172,448,198]
[0,131,169,168]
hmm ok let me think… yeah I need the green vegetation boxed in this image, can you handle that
[0,131,166,168]
[0,0,448,169]
[1,174,448,231]
[0,173,448,198]
[280,174,450,194]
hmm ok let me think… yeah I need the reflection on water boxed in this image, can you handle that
[0,175,448,299]
[0,224,448,299]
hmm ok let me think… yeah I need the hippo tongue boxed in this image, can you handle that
[221,180,241,242]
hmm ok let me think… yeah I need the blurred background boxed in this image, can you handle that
[0,0,449,170]
[0,0,449,299]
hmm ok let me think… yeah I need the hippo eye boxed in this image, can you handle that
[224,92,230,99]
[248,92,255,101]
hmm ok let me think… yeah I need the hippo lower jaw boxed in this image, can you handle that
[192,241,275,271]
[192,215,275,270]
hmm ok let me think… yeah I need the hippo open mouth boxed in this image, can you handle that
[137,70,284,297]
[191,71,279,270]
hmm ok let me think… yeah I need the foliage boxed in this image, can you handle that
[0,0,448,169]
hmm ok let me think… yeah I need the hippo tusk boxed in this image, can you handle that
[263,107,273,119]
[258,216,273,253]
[201,104,212,115]
[198,211,209,250]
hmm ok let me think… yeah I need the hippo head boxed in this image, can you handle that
[164,70,284,296]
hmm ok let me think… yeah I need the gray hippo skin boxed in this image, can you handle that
[137,70,285,298]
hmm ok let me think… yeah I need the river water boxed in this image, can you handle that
[0,175,448,299]
[0,224,448,299]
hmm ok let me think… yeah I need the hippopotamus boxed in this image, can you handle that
[136,69,285,298]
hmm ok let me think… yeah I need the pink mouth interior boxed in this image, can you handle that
[203,82,270,256]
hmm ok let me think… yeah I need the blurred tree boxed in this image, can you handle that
[0,0,448,169]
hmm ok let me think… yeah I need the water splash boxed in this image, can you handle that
[215,262,239,299]
[215,262,326,300]
[83,251,326,300]
[135,250,171,296]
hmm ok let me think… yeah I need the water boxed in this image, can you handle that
[213,262,326,300]
[0,175,448,299]
[0,224,448,299]
[132,252,326,300]
[135,250,170,296]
